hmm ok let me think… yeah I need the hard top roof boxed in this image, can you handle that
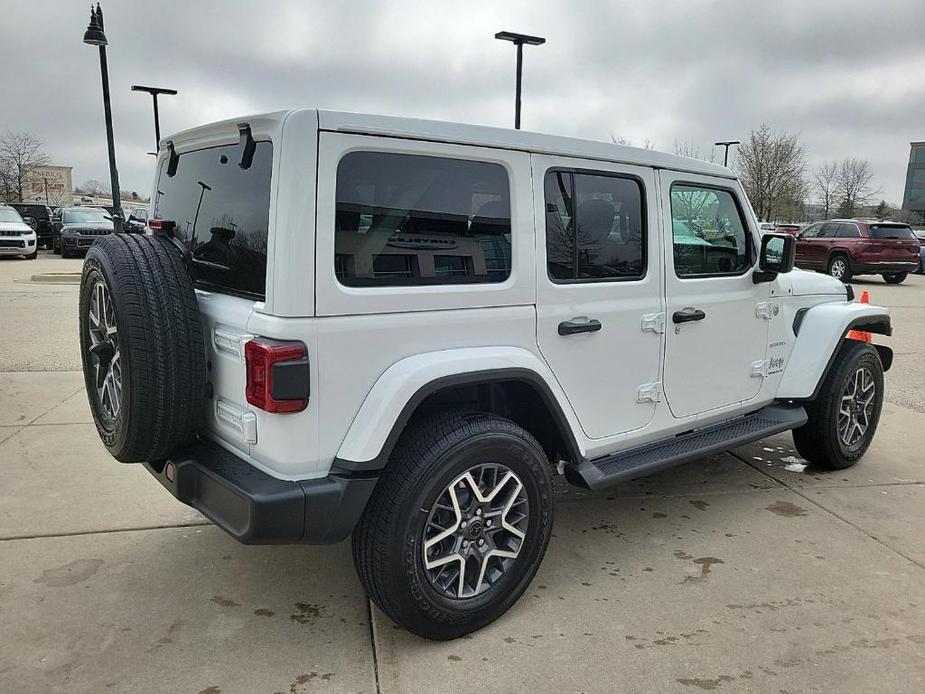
[164,109,736,180]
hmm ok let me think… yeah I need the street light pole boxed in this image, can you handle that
[494,31,546,130]
[191,180,212,248]
[714,140,741,167]
[131,85,177,151]
[84,3,122,228]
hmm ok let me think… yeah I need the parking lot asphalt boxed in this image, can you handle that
[1,250,924,693]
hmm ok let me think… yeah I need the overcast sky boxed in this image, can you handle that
[2,0,923,204]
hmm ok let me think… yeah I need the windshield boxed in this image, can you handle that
[869,224,915,240]
[0,208,24,223]
[63,208,112,224]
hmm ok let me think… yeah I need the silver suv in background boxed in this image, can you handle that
[0,205,38,259]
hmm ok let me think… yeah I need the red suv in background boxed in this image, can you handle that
[794,219,920,284]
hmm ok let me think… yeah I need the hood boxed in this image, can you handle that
[62,222,113,233]
[779,268,845,297]
[0,221,33,233]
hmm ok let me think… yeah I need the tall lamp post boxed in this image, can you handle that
[83,3,122,228]
[131,85,177,151]
[494,31,545,130]
[714,140,741,167]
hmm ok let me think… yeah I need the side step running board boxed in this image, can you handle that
[566,404,807,490]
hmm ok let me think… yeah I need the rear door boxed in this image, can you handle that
[659,172,769,419]
[533,156,663,439]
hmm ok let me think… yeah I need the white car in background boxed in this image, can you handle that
[0,204,38,259]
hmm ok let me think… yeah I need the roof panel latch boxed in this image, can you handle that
[165,141,179,177]
[238,123,256,170]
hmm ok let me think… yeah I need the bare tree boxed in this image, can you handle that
[673,140,718,164]
[835,158,877,218]
[813,161,838,220]
[0,131,49,202]
[610,133,654,150]
[78,179,110,196]
[736,124,807,222]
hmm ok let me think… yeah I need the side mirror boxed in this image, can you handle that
[754,233,795,284]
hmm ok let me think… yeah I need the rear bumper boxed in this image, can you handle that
[145,440,377,545]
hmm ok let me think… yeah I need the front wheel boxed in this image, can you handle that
[792,341,883,470]
[882,272,907,284]
[352,411,553,640]
[828,255,852,282]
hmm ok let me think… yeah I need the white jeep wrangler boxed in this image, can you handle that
[79,110,892,640]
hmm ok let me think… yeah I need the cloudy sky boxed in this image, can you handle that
[2,0,923,204]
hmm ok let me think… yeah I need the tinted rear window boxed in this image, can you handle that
[154,142,272,299]
[870,224,915,240]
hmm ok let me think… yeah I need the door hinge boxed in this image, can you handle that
[755,302,780,320]
[641,313,665,334]
[751,359,770,378]
[636,381,662,403]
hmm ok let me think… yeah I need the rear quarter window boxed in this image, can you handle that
[154,141,273,299]
[334,151,512,287]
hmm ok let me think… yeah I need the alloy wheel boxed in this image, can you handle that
[830,258,847,279]
[838,366,875,448]
[86,279,122,423]
[422,463,529,599]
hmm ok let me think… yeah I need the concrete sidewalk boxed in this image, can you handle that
[1,371,923,693]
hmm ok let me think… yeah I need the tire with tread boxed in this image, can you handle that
[792,340,883,470]
[827,254,852,282]
[79,233,206,462]
[882,272,907,284]
[352,410,554,640]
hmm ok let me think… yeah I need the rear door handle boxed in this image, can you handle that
[672,308,706,324]
[558,318,602,336]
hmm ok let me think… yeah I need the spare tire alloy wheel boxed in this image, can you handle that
[423,463,529,599]
[80,234,206,463]
[86,278,121,427]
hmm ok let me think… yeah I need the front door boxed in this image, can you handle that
[659,172,769,419]
[534,155,663,440]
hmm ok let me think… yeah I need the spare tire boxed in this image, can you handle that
[79,234,206,462]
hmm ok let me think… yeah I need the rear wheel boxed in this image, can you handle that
[828,255,852,282]
[352,411,554,640]
[882,272,907,284]
[792,341,883,470]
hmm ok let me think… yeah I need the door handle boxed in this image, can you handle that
[672,308,706,324]
[558,317,602,336]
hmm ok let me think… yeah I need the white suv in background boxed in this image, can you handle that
[0,204,38,259]
[78,110,893,639]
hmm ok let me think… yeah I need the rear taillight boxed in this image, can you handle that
[244,338,309,413]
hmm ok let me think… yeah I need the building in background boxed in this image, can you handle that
[21,165,73,206]
[902,141,925,220]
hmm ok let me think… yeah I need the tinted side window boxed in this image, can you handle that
[545,170,645,281]
[836,223,860,238]
[335,152,511,287]
[801,223,822,238]
[819,223,839,238]
[154,142,272,299]
[670,185,750,277]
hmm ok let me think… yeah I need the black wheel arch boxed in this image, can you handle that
[333,368,581,474]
